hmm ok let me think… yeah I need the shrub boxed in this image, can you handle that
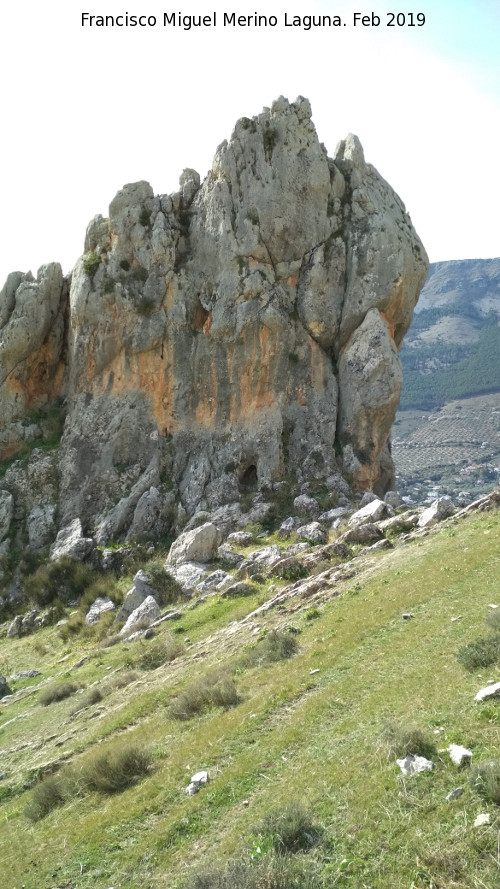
[305,608,321,621]
[380,721,437,761]
[24,744,151,821]
[137,296,155,316]
[138,636,184,670]
[260,801,322,855]
[39,681,79,706]
[241,630,299,668]
[104,670,140,692]
[83,251,100,278]
[24,556,97,607]
[70,686,103,715]
[80,577,123,612]
[101,275,115,294]
[139,209,151,227]
[184,855,323,889]
[470,759,500,805]
[120,259,131,271]
[59,611,84,640]
[145,561,187,606]
[169,669,239,721]
[80,745,151,794]
[456,635,500,671]
[263,125,278,154]
[24,774,68,822]
[131,265,149,282]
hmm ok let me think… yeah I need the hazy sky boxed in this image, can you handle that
[1,0,499,286]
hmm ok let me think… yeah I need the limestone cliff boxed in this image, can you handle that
[0,97,428,546]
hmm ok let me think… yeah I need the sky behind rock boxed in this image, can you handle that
[1,0,499,285]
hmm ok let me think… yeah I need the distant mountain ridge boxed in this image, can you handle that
[399,257,500,409]
[394,258,500,502]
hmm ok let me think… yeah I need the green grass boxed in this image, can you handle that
[1,507,500,888]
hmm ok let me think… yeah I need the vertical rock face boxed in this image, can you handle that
[0,265,68,457]
[0,97,428,541]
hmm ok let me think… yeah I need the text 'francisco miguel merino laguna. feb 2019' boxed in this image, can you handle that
[81,11,427,30]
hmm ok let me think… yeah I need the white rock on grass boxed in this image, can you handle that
[474,682,500,702]
[448,744,472,767]
[85,596,116,625]
[396,755,434,775]
[185,770,209,795]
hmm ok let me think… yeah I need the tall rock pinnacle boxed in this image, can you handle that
[0,96,428,544]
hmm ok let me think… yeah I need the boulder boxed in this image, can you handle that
[21,610,41,635]
[167,523,222,566]
[359,492,379,507]
[7,614,23,638]
[338,523,384,545]
[85,596,116,625]
[119,596,161,636]
[384,490,403,509]
[318,507,350,522]
[278,516,302,537]
[50,518,95,561]
[292,495,321,519]
[418,497,455,528]
[126,486,165,541]
[164,562,207,592]
[296,522,328,544]
[132,569,158,598]
[246,545,282,568]
[220,582,255,599]
[378,512,420,534]
[217,547,244,566]
[226,531,254,546]
[349,498,390,526]
[196,570,232,593]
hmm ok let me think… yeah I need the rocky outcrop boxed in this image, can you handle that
[0,96,427,548]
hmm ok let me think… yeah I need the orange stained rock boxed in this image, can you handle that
[286,271,299,288]
[5,342,65,411]
[379,310,395,341]
[202,312,212,336]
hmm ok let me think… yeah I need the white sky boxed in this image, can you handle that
[1,0,499,286]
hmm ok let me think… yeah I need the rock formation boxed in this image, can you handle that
[0,96,428,548]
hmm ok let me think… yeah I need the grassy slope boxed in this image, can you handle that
[1,509,500,889]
